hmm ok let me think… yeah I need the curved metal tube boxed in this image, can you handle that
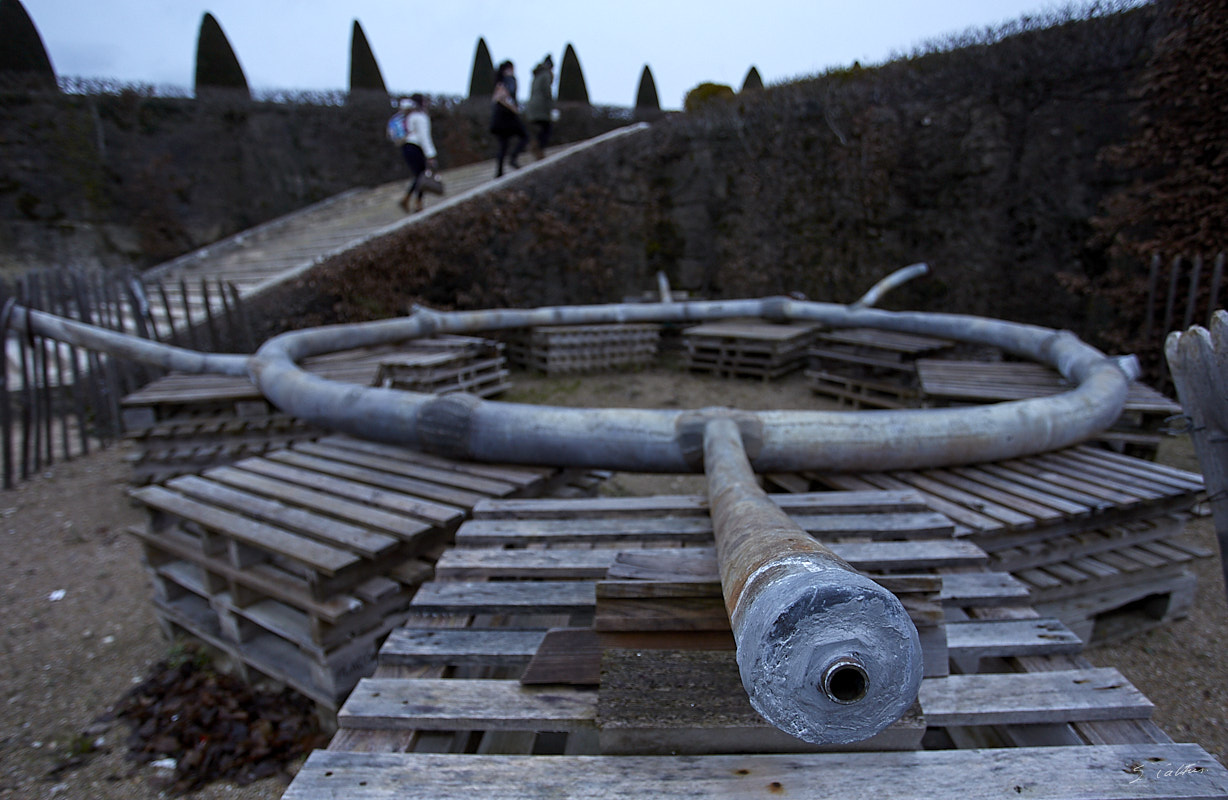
[656,270,673,303]
[6,290,1137,474]
[248,296,1136,473]
[8,306,250,377]
[704,416,922,743]
[849,262,929,309]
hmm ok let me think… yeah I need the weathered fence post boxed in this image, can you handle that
[1166,309,1228,602]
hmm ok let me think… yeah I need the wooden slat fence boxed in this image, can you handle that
[0,268,255,489]
[1145,252,1225,388]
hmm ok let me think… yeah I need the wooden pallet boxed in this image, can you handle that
[806,328,958,408]
[283,492,1228,799]
[1036,568,1198,645]
[682,319,819,380]
[126,434,572,708]
[121,345,401,429]
[771,445,1205,545]
[376,336,511,398]
[124,412,324,485]
[915,359,1182,457]
[765,444,1209,642]
[504,324,660,374]
[806,368,918,409]
[122,341,510,483]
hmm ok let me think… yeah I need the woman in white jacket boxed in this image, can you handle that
[395,94,438,213]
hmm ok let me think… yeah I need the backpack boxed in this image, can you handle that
[387,112,409,144]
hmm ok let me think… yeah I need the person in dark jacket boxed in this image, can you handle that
[525,55,554,160]
[490,60,527,178]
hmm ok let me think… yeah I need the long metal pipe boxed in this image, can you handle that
[8,305,249,377]
[246,297,1137,473]
[6,290,1137,475]
[703,415,922,744]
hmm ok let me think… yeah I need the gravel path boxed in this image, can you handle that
[0,368,1223,798]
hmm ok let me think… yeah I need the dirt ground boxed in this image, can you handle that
[0,365,1224,799]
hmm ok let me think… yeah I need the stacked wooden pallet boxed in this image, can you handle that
[766,444,1209,644]
[503,324,660,374]
[282,491,1228,800]
[806,328,959,408]
[915,359,1183,458]
[125,434,570,709]
[683,319,819,380]
[122,341,507,484]
[375,336,510,397]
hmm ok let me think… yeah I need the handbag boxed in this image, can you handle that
[419,170,444,195]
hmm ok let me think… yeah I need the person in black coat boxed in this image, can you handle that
[490,60,528,178]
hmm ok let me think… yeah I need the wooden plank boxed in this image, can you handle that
[593,581,729,632]
[205,464,451,537]
[411,581,595,615]
[1040,451,1176,501]
[455,510,951,546]
[1070,445,1204,491]
[683,319,818,343]
[233,456,477,518]
[987,517,1186,573]
[945,464,1092,517]
[989,456,1144,511]
[339,678,597,732]
[887,471,1036,528]
[944,618,1082,660]
[938,572,1030,606]
[121,373,264,405]
[166,474,402,558]
[434,540,987,580]
[1022,454,1155,505]
[812,471,1002,533]
[435,547,619,579]
[604,549,717,581]
[917,468,1070,524]
[973,462,1117,512]
[1063,446,1205,493]
[129,485,359,575]
[316,435,547,489]
[789,511,955,538]
[419,563,1008,621]
[455,516,715,545]
[284,744,1228,800]
[293,439,519,496]
[919,668,1152,726]
[380,628,547,667]
[816,328,954,354]
[472,490,934,519]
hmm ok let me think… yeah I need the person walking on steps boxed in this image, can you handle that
[393,94,437,213]
[490,60,527,178]
[525,55,554,161]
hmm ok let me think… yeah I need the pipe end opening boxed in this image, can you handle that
[822,659,868,705]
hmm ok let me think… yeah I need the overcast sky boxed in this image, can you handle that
[26,0,1098,109]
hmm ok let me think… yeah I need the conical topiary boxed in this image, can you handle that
[0,0,56,87]
[557,43,589,104]
[635,65,660,111]
[741,65,763,92]
[349,20,387,94]
[194,12,249,96]
[467,37,494,99]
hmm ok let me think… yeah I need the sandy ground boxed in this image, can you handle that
[0,365,1224,799]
